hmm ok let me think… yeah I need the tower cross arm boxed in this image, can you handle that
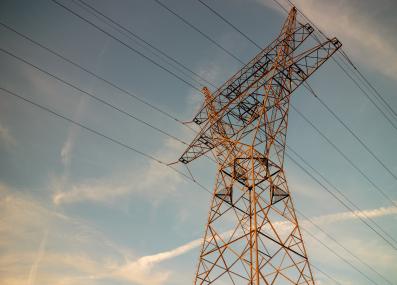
[179,37,341,164]
[288,37,342,83]
[192,22,314,126]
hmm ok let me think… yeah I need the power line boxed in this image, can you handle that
[0,33,218,167]
[311,264,343,285]
[6,2,396,250]
[50,0,202,92]
[0,22,185,125]
[68,0,397,278]
[56,0,397,190]
[279,0,397,128]
[285,152,397,251]
[196,0,397,181]
[118,0,397,135]
[5,8,392,266]
[291,105,396,207]
[0,85,211,195]
[3,1,396,268]
[295,207,394,285]
[73,0,216,89]
[285,0,397,121]
[0,47,188,146]
[330,47,397,132]
[197,0,262,49]
[316,94,397,181]
[336,51,396,120]
[5,6,396,253]
[5,33,396,254]
[144,0,397,201]
[299,217,381,285]
[269,0,289,14]
[287,144,397,245]
[4,2,394,282]
[194,0,397,242]
[0,85,380,285]
[152,0,245,65]
[339,50,397,120]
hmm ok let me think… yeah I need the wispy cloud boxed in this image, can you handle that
[60,139,73,166]
[112,238,201,285]
[53,138,185,205]
[27,230,48,285]
[0,181,189,285]
[60,88,89,168]
[116,203,397,283]
[308,204,397,225]
[0,122,16,147]
[0,182,131,285]
[2,179,396,285]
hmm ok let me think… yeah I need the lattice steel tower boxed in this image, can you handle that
[179,7,341,284]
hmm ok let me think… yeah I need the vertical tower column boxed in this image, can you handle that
[179,7,342,285]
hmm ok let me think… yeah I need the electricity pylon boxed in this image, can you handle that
[179,7,341,284]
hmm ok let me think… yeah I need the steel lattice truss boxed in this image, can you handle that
[179,7,341,285]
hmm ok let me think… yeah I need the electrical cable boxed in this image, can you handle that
[339,50,397,119]
[311,264,343,285]
[197,0,397,181]
[152,0,245,65]
[295,207,394,285]
[285,152,397,251]
[73,0,216,89]
[0,22,185,125]
[287,144,397,245]
[299,219,380,285]
[291,105,396,207]
[336,51,396,120]
[0,47,188,146]
[3,1,395,282]
[279,0,397,127]
[284,0,397,121]
[54,0,397,187]
[0,85,212,195]
[3,20,395,252]
[197,0,262,49]
[316,94,397,181]
[50,0,202,92]
[0,84,381,285]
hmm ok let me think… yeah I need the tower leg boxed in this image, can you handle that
[194,164,315,284]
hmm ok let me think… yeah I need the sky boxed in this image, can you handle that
[0,0,396,284]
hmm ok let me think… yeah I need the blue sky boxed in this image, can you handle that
[0,0,396,284]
